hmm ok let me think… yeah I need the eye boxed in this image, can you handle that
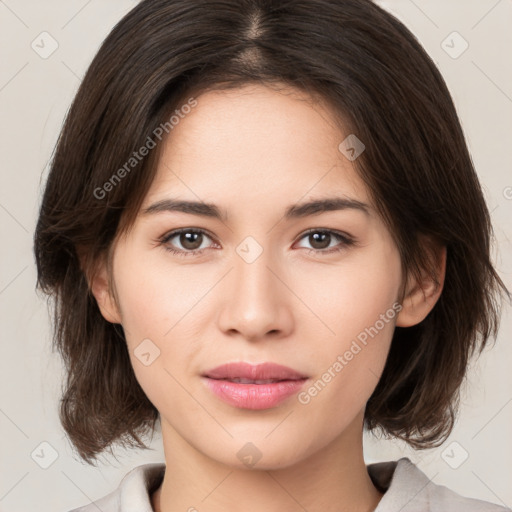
[159,228,218,257]
[158,228,355,258]
[294,229,355,255]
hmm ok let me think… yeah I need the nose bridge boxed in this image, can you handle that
[217,238,291,339]
[235,244,275,303]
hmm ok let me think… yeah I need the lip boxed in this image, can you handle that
[202,362,308,410]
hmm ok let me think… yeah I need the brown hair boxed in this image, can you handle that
[34,0,508,465]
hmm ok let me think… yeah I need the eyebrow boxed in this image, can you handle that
[142,196,370,221]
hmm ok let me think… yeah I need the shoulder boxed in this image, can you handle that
[368,457,511,512]
[65,462,165,512]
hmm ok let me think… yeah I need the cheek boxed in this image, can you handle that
[112,248,204,342]
[111,258,194,413]
[110,249,210,394]
[333,259,400,342]
[295,242,401,409]
[295,239,401,351]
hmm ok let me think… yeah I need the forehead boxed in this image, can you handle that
[142,83,370,215]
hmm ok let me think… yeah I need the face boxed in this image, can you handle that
[100,83,405,469]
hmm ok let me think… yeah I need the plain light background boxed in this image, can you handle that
[0,1,511,511]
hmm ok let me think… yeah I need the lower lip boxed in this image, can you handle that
[203,377,307,410]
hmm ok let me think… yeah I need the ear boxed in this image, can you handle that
[88,255,122,325]
[395,238,447,327]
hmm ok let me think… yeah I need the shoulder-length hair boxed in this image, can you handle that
[34,0,508,464]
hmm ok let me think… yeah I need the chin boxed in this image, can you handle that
[200,435,311,472]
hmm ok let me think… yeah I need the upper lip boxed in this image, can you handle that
[203,362,308,381]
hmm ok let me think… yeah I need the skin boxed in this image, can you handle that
[91,83,446,512]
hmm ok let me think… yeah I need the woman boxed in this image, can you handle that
[34,0,510,510]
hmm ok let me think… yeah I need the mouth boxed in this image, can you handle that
[202,362,308,410]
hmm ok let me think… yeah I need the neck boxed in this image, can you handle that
[151,413,383,512]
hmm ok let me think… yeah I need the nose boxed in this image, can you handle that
[217,247,294,342]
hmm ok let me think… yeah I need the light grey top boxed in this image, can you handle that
[67,457,511,512]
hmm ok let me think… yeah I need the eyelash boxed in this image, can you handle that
[158,228,355,258]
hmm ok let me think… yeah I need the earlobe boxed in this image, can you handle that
[88,258,122,325]
[396,242,447,328]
